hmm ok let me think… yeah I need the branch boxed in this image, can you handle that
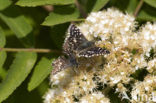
[75,0,87,18]
[0,48,61,53]
[42,5,53,12]
[133,0,144,17]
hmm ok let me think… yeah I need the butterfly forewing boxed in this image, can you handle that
[77,47,110,58]
[63,24,88,56]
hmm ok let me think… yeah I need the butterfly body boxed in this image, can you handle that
[52,24,110,75]
[76,41,94,51]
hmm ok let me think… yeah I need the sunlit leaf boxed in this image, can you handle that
[0,52,7,69]
[0,52,37,102]
[0,27,7,79]
[0,0,12,10]
[92,0,109,11]
[42,5,80,26]
[126,0,138,14]
[0,27,6,47]
[86,0,109,13]
[16,0,74,7]
[0,67,7,80]
[0,6,34,47]
[144,0,156,8]
[28,57,53,91]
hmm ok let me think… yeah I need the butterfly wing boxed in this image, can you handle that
[51,56,70,75]
[63,24,88,56]
[63,24,110,58]
[52,24,110,75]
[77,47,110,58]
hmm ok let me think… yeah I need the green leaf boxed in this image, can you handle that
[137,4,156,21]
[0,6,34,47]
[138,10,156,21]
[86,0,109,13]
[37,80,49,96]
[0,27,6,48]
[0,52,37,102]
[0,0,12,11]
[0,27,7,79]
[0,52,7,68]
[0,67,7,80]
[0,52,7,80]
[92,0,109,12]
[42,5,80,26]
[16,0,74,7]
[144,0,156,8]
[108,0,132,12]
[126,0,138,14]
[28,57,53,91]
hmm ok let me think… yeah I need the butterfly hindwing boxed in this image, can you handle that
[77,47,110,58]
[51,56,70,75]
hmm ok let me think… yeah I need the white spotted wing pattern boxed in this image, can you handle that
[52,24,110,75]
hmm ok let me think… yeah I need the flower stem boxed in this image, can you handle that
[133,0,144,17]
[0,48,60,53]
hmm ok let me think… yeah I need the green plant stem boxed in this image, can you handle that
[0,48,60,53]
[133,0,144,17]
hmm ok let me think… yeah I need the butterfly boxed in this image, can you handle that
[52,24,110,75]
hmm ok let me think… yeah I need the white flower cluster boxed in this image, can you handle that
[131,75,156,103]
[44,8,156,103]
[79,8,136,48]
[80,92,110,103]
[147,58,156,73]
[44,66,110,103]
[138,22,156,55]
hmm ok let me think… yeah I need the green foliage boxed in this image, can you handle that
[0,0,12,11]
[0,51,6,69]
[87,0,109,12]
[125,0,138,14]
[0,6,34,47]
[28,57,53,91]
[137,3,156,21]
[0,52,37,102]
[0,26,6,47]
[0,0,155,102]
[144,0,156,8]
[0,26,7,80]
[0,67,7,80]
[92,0,109,11]
[16,0,74,7]
[42,5,80,26]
